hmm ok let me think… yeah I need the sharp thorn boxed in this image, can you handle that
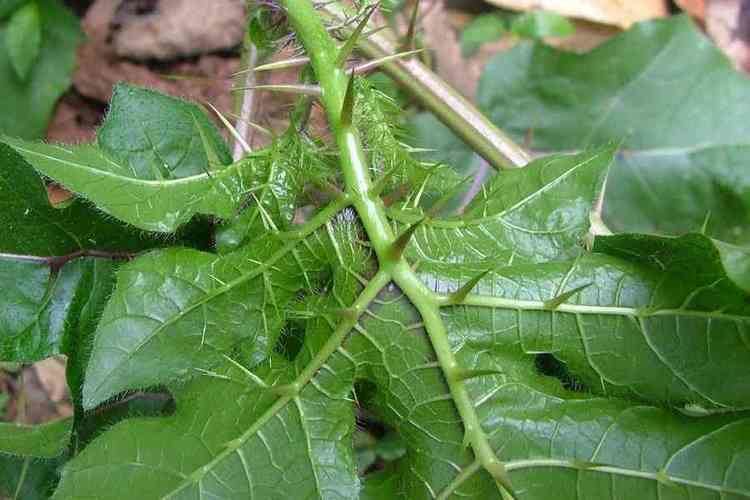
[233,84,322,97]
[248,57,311,73]
[362,24,389,39]
[205,102,251,154]
[336,4,378,67]
[223,110,274,137]
[353,48,425,74]
[244,120,273,138]
[340,73,356,127]
[402,0,420,52]
[447,269,491,305]
[389,217,425,260]
[543,282,593,310]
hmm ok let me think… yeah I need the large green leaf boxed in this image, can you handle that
[348,285,750,499]
[388,147,614,265]
[432,244,749,410]
[53,228,371,499]
[55,355,359,499]
[1,141,144,362]
[0,143,157,256]
[81,221,361,409]
[0,0,80,138]
[0,258,114,362]
[97,84,233,180]
[0,418,71,500]
[476,15,750,289]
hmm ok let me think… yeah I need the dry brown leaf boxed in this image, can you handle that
[483,0,667,28]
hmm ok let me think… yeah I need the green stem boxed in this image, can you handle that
[282,0,512,495]
[319,2,530,170]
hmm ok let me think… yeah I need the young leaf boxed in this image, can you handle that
[0,143,160,256]
[0,0,80,138]
[510,10,575,39]
[98,84,233,179]
[4,0,41,80]
[461,13,506,57]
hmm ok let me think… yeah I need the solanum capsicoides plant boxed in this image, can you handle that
[0,1,748,498]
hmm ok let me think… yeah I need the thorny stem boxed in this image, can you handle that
[282,0,513,495]
[319,1,530,170]
[233,33,259,159]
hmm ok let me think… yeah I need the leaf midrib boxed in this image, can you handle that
[457,293,749,322]
[504,458,750,497]
[387,150,605,229]
[9,143,242,188]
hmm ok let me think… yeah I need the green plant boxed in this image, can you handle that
[0,2,748,499]
[0,0,80,138]
[460,13,506,57]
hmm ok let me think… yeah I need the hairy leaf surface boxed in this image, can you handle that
[3,84,252,233]
[0,258,113,362]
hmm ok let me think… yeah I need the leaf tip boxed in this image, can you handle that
[388,217,425,261]
[335,4,378,67]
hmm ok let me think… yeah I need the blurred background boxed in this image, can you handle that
[0,0,742,426]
